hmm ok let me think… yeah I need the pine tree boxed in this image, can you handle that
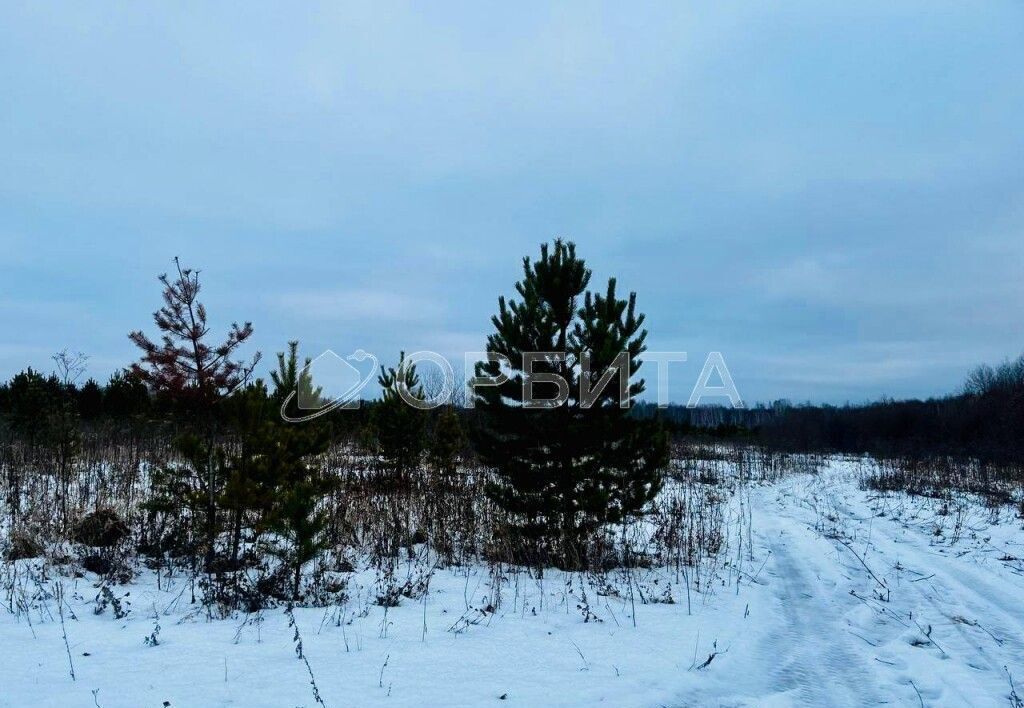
[473,240,666,569]
[3,368,61,526]
[568,277,666,544]
[129,259,259,412]
[219,381,277,566]
[368,352,426,480]
[153,364,334,591]
[77,379,104,420]
[428,405,466,477]
[263,421,333,600]
[270,341,323,416]
[103,370,150,421]
[129,258,261,567]
[5,368,58,451]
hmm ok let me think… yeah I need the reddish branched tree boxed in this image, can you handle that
[130,258,260,566]
[129,258,260,411]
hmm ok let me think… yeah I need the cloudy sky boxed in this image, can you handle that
[2,2,1022,404]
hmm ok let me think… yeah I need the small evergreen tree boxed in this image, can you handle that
[103,370,150,421]
[270,340,323,416]
[368,352,426,480]
[473,240,666,569]
[428,405,465,477]
[5,368,58,451]
[264,423,333,600]
[129,258,260,567]
[128,259,259,411]
[2,368,61,526]
[78,379,104,420]
[219,381,277,566]
[263,344,335,599]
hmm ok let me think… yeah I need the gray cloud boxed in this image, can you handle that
[1,1,1021,402]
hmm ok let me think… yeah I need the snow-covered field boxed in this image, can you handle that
[2,459,1023,707]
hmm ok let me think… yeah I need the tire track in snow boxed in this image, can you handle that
[820,497,987,705]
[671,469,1022,707]
[800,473,1024,706]
[757,522,886,707]
[867,510,1024,685]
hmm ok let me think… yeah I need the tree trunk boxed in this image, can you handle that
[230,507,243,566]
[205,446,217,570]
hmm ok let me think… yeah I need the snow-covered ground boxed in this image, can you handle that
[2,458,1023,707]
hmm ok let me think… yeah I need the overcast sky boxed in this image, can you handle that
[2,2,1022,404]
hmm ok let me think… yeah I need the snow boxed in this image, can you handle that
[2,458,1023,707]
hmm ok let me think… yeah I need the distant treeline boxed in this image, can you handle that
[6,350,1023,468]
[0,365,371,437]
[641,354,1024,465]
[633,402,773,437]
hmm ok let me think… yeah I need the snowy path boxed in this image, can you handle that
[703,466,1024,707]
[756,518,883,706]
[2,461,1022,707]
[674,463,1024,707]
